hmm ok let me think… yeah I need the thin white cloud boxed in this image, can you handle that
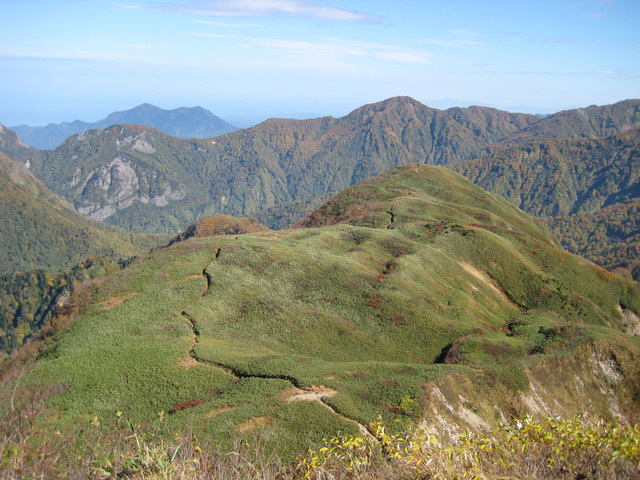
[570,1,613,6]
[597,69,617,75]
[420,37,482,47]
[182,32,235,38]
[375,52,429,64]
[191,19,266,28]
[251,36,431,64]
[168,0,377,21]
[180,32,431,65]
[0,47,153,63]
[544,37,582,44]
[449,29,478,36]
[112,3,147,12]
[419,30,483,48]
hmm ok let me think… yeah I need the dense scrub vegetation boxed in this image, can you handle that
[169,215,269,244]
[2,165,637,473]
[1,377,638,480]
[545,199,640,280]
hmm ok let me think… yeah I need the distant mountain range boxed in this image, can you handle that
[9,103,238,149]
[5,97,637,230]
[3,97,546,233]
[1,96,639,279]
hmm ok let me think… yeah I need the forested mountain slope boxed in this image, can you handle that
[453,129,640,279]
[0,152,159,274]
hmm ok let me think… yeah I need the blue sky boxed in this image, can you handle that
[0,0,638,125]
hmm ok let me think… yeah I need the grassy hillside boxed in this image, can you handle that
[10,165,639,467]
[452,129,640,279]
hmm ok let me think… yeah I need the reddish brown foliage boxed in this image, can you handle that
[169,398,206,414]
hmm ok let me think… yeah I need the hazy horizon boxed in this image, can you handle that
[5,96,571,129]
[1,0,638,126]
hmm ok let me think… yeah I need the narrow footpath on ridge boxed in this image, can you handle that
[179,246,376,440]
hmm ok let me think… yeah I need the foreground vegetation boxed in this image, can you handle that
[2,380,638,480]
[299,415,640,479]
[1,165,639,477]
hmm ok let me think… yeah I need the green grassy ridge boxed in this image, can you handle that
[452,129,640,279]
[19,165,640,460]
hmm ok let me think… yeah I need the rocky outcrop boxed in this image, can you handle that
[73,156,185,221]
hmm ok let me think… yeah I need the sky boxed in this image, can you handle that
[0,0,639,126]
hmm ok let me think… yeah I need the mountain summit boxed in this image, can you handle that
[9,104,238,149]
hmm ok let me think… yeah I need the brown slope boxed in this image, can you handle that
[170,215,269,244]
[500,99,640,143]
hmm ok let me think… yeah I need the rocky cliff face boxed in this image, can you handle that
[73,155,185,221]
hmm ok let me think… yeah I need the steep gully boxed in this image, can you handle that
[179,247,375,439]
